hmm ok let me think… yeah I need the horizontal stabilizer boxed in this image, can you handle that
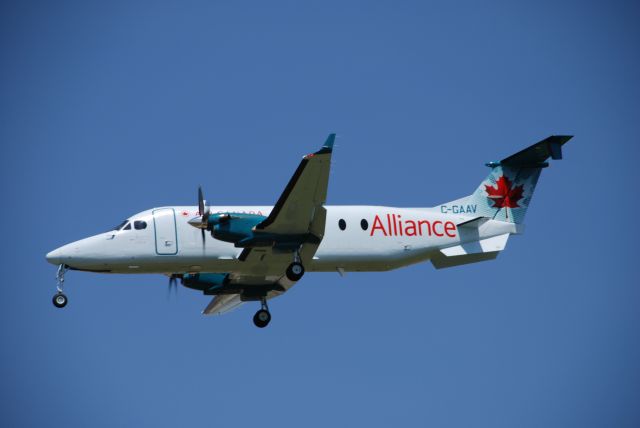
[431,233,509,269]
[441,233,510,257]
[431,251,499,269]
[457,217,490,228]
[500,135,572,166]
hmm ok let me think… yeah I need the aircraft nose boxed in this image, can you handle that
[45,234,113,269]
[46,247,68,265]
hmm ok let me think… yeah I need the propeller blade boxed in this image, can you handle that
[168,276,175,298]
[199,186,210,245]
[198,186,205,216]
[190,186,211,247]
[168,275,180,298]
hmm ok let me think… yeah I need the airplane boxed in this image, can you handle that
[46,134,572,327]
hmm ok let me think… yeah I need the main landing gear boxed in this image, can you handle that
[285,249,305,282]
[53,264,68,308]
[251,249,303,327]
[285,262,305,281]
[253,297,272,328]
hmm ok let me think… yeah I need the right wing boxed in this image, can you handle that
[194,267,295,316]
[203,294,244,315]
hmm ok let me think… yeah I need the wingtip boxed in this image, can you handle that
[552,135,573,142]
[325,133,336,146]
[315,133,336,154]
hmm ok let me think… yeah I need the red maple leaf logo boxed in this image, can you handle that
[485,176,524,209]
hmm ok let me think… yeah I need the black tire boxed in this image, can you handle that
[53,293,68,308]
[285,262,305,282]
[253,309,271,328]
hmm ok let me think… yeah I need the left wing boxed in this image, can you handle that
[201,134,337,315]
[254,133,335,236]
[239,133,335,265]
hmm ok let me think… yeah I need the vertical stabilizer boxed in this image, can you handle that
[438,136,572,224]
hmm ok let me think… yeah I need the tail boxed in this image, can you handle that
[439,135,572,224]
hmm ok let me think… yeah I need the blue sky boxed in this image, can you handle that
[1,1,639,427]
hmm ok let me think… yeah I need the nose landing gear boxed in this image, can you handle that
[53,293,68,308]
[53,264,68,309]
[253,297,272,328]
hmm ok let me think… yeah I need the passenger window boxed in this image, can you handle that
[338,219,346,230]
[134,220,147,230]
[123,222,131,230]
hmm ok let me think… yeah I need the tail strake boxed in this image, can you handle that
[439,136,572,224]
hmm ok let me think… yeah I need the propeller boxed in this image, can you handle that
[188,185,211,246]
[168,274,181,298]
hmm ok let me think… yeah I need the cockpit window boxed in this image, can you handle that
[113,220,128,231]
[134,220,147,230]
[123,222,131,230]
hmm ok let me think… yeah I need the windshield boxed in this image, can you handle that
[112,220,129,231]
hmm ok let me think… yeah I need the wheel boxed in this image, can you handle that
[285,262,305,281]
[53,293,68,308]
[253,309,271,328]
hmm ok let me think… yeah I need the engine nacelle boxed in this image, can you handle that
[182,273,228,291]
[208,213,267,244]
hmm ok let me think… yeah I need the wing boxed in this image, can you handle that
[200,134,336,315]
[203,294,244,315]
[254,133,335,236]
[202,238,321,315]
[201,270,295,316]
[239,134,334,265]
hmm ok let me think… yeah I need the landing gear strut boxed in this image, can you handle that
[53,264,68,309]
[253,297,271,328]
[285,249,305,282]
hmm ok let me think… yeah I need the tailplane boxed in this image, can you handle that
[438,136,572,224]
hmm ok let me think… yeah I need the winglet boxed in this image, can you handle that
[315,133,336,155]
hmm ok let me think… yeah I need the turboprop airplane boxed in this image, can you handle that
[46,134,572,327]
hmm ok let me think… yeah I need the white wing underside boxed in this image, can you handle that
[203,294,244,315]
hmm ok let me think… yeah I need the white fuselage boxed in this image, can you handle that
[46,205,520,274]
